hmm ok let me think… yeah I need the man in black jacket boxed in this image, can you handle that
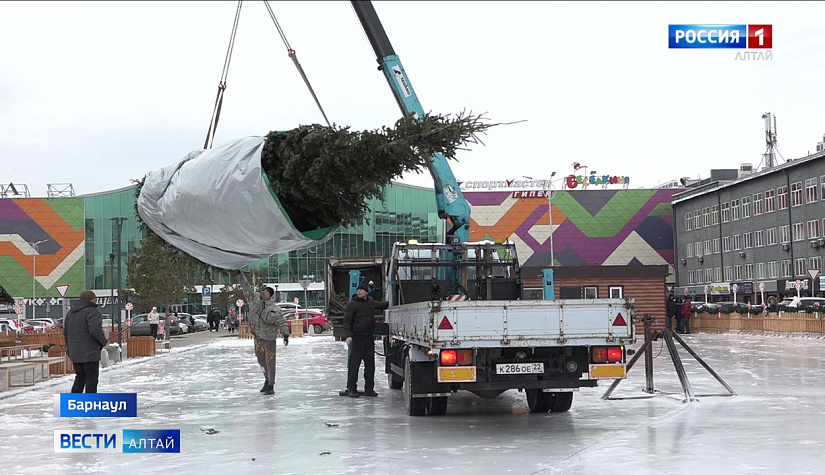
[343,284,389,397]
[64,290,108,393]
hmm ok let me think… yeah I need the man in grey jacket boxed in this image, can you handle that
[64,290,108,393]
[240,271,290,395]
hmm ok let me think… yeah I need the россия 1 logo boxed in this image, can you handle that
[669,24,772,49]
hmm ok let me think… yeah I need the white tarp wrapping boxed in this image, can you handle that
[137,136,336,269]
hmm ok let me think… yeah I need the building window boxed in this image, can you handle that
[768,261,779,279]
[583,286,598,299]
[723,236,731,252]
[694,270,702,284]
[713,238,720,254]
[609,286,623,299]
[754,230,765,247]
[724,266,732,281]
[810,256,822,273]
[753,194,764,215]
[821,175,825,201]
[711,204,719,224]
[704,240,712,255]
[790,181,803,207]
[702,207,710,227]
[714,267,722,282]
[795,258,807,277]
[743,232,753,249]
[764,189,776,212]
[686,243,693,257]
[779,225,791,244]
[685,212,693,231]
[793,222,805,242]
[734,265,743,280]
[808,220,820,239]
[777,186,789,209]
[695,242,702,256]
[694,210,701,228]
[732,234,742,250]
[705,269,713,283]
[756,262,766,279]
[721,202,730,222]
[688,270,695,284]
[745,264,754,280]
[781,259,792,278]
[806,178,818,203]
[741,196,751,218]
[731,199,741,220]
[766,227,778,245]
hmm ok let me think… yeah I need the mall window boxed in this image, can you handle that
[753,193,764,215]
[713,238,720,254]
[768,261,779,279]
[721,202,730,222]
[766,227,777,245]
[790,181,803,207]
[685,212,693,231]
[702,207,710,227]
[741,196,751,218]
[777,185,789,209]
[807,220,820,239]
[609,286,623,299]
[756,262,766,279]
[806,178,818,203]
[711,204,719,224]
[781,259,792,278]
[795,258,807,277]
[793,222,805,242]
[731,199,741,220]
[754,230,765,247]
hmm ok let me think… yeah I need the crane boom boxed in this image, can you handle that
[350,1,470,245]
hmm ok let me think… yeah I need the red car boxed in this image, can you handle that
[285,310,331,334]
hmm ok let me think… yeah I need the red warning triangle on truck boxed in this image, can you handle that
[612,313,627,326]
[438,316,453,330]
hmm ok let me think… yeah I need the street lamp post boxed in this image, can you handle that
[524,173,557,300]
[29,239,50,320]
[111,217,127,348]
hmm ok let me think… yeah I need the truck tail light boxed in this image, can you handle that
[456,349,473,365]
[441,350,457,365]
[591,346,624,363]
[440,349,472,365]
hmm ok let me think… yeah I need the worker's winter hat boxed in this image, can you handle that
[79,290,97,302]
[357,284,369,292]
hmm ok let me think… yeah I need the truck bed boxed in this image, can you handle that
[386,298,635,348]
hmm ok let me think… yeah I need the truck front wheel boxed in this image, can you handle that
[404,357,426,416]
[526,389,552,413]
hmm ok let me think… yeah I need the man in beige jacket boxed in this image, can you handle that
[240,271,290,395]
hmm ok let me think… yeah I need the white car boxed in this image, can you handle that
[779,297,825,309]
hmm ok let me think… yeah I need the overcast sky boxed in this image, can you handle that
[2,1,823,197]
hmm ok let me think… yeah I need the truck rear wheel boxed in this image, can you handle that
[388,371,403,390]
[526,389,552,413]
[404,357,426,416]
[427,396,448,416]
[549,392,573,412]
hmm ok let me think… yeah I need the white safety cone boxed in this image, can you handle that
[308,324,315,336]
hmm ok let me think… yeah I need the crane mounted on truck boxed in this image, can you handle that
[348,1,636,416]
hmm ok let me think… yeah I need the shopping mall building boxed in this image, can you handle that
[0,180,680,320]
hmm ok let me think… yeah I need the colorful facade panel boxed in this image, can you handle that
[0,198,85,299]
[466,189,681,270]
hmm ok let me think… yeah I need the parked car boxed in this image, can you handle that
[716,301,763,312]
[276,302,303,313]
[691,301,720,312]
[0,318,34,333]
[285,309,331,334]
[191,315,209,332]
[26,319,58,331]
[779,297,825,309]
[26,317,58,327]
[129,313,181,337]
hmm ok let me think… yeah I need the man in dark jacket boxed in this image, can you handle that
[665,294,677,332]
[343,284,389,398]
[64,290,108,393]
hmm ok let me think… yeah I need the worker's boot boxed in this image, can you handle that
[263,383,274,395]
[260,380,269,393]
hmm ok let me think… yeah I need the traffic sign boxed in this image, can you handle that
[202,296,212,306]
[807,269,820,282]
[795,280,802,291]
[16,298,25,306]
[202,287,212,297]
[55,284,70,298]
[236,299,245,307]
[14,306,23,315]
[299,279,311,291]
[125,303,133,311]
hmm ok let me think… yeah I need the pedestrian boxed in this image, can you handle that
[343,284,389,398]
[148,307,160,339]
[665,295,677,332]
[240,271,290,396]
[211,309,222,332]
[226,311,238,334]
[679,296,692,334]
[157,317,166,341]
[64,290,108,393]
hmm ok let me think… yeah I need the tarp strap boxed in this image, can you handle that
[263,0,332,127]
[204,0,243,149]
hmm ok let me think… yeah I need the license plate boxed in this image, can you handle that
[496,362,544,374]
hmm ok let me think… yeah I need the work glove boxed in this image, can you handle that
[283,335,289,346]
[346,337,353,347]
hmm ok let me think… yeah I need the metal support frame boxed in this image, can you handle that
[602,313,736,402]
[111,217,127,348]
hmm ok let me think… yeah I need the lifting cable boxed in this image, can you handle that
[204,0,243,149]
[262,0,332,127]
